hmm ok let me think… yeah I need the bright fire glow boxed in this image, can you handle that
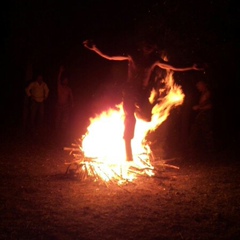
[78,70,184,183]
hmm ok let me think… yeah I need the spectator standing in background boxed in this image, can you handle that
[25,73,49,133]
[189,80,215,153]
[55,66,74,138]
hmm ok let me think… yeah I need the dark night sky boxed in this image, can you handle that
[1,0,239,144]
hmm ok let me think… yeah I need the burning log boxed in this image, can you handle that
[63,136,179,185]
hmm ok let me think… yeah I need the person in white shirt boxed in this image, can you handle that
[25,74,49,132]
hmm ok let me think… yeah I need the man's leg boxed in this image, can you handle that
[30,100,38,132]
[39,102,45,130]
[124,138,133,161]
[123,115,136,161]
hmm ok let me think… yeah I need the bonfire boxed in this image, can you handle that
[64,70,183,185]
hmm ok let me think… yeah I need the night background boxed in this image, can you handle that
[1,0,239,146]
[1,1,240,239]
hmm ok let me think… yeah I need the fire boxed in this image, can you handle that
[82,106,125,163]
[150,71,184,130]
[65,70,184,184]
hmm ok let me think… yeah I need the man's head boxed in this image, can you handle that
[137,40,158,56]
[196,80,208,92]
[36,75,43,84]
[61,77,69,86]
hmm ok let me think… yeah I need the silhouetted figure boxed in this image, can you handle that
[55,66,74,135]
[189,80,215,152]
[83,40,203,161]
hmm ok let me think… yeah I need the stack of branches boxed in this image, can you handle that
[63,138,179,186]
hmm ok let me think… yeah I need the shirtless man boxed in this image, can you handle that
[55,66,74,132]
[83,40,203,161]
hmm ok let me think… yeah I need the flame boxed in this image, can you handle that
[149,71,184,131]
[76,70,184,183]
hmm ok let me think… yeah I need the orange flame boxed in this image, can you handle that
[81,70,184,182]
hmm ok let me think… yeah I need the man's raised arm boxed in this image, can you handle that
[83,40,130,61]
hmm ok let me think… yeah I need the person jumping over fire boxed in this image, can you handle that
[83,39,203,162]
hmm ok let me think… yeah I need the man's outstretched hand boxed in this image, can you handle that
[192,64,205,71]
[83,40,95,49]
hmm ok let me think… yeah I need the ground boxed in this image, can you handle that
[0,127,239,240]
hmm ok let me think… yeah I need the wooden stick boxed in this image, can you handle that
[63,147,80,151]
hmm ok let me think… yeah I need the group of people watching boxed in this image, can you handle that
[23,66,74,139]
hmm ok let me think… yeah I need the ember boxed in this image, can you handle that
[64,70,182,185]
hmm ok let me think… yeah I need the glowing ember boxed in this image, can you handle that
[64,70,183,184]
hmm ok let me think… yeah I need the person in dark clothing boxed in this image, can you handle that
[189,80,215,152]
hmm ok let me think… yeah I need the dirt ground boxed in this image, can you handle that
[0,126,239,240]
